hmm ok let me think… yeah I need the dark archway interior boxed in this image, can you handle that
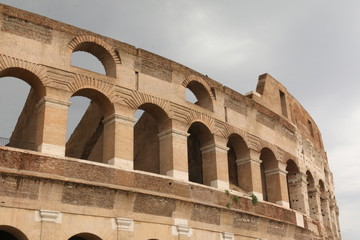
[69,237,87,240]
[227,144,238,187]
[0,230,18,240]
[187,127,203,184]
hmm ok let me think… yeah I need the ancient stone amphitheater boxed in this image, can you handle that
[0,4,340,240]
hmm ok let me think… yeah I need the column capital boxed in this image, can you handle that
[264,167,288,176]
[236,156,262,166]
[200,143,229,154]
[36,97,71,110]
[158,128,190,140]
[221,232,234,240]
[35,210,62,223]
[103,113,136,126]
[116,218,134,231]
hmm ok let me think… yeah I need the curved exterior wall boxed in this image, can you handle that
[0,4,340,240]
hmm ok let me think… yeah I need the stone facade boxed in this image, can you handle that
[0,4,340,240]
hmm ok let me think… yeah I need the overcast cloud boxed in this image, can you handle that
[0,1,359,239]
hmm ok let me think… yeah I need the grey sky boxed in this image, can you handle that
[0,1,359,238]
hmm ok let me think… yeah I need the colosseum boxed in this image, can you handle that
[0,4,341,240]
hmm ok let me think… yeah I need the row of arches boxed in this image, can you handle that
[0,225,103,240]
[68,35,214,112]
[0,74,328,205]
[0,67,337,231]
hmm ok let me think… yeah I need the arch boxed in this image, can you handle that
[68,35,121,78]
[185,111,216,135]
[182,75,214,111]
[65,88,115,163]
[134,103,170,174]
[187,121,214,185]
[72,87,115,117]
[0,70,44,151]
[68,232,102,240]
[227,133,249,190]
[0,225,28,240]
[259,148,278,202]
[286,159,301,211]
[0,67,45,100]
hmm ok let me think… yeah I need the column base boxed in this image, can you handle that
[276,200,290,208]
[210,180,229,190]
[37,143,65,156]
[166,170,188,181]
[108,158,133,170]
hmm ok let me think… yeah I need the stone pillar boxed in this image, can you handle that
[308,188,321,221]
[103,114,135,169]
[264,162,290,207]
[158,128,189,181]
[236,149,263,200]
[35,97,70,156]
[200,142,229,189]
[288,172,309,214]
[320,193,333,232]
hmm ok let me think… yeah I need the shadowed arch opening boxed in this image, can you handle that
[185,81,213,111]
[227,133,249,191]
[0,68,45,151]
[286,160,302,211]
[0,225,28,240]
[187,121,214,185]
[68,232,102,240]
[260,148,278,202]
[134,103,170,174]
[71,41,117,77]
[66,88,114,163]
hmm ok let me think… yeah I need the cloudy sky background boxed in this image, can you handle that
[0,1,359,238]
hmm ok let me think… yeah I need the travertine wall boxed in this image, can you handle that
[0,3,340,240]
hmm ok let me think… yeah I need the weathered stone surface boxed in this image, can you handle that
[133,194,175,217]
[62,182,115,209]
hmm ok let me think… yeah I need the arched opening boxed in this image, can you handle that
[134,103,169,174]
[71,42,116,77]
[65,88,114,163]
[187,121,214,185]
[185,81,213,111]
[71,51,106,75]
[0,68,44,151]
[286,160,302,211]
[259,148,278,202]
[306,170,318,219]
[226,133,249,191]
[68,232,102,240]
[0,225,28,240]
